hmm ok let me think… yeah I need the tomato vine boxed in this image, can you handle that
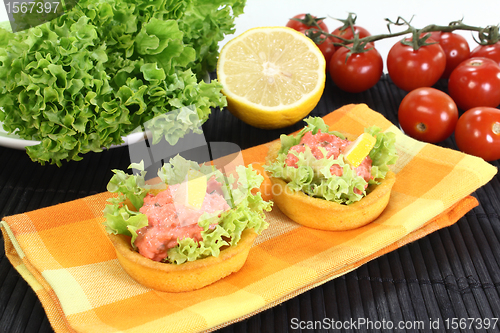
[298,12,500,53]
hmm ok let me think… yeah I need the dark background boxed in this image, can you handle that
[1,73,500,332]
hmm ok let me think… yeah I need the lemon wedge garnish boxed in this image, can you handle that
[217,26,326,129]
[343,133,377,168]
[174,170,207,210]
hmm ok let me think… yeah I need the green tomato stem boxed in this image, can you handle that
[305,12,500,52]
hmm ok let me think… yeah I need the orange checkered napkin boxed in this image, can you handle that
[1,104,497,333]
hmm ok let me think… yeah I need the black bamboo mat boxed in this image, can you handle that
[1,74,500,333]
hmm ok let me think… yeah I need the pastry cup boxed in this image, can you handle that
[266,140,396,231]
[108,228,257,292]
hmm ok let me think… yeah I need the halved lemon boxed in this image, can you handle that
[217,26,326,129]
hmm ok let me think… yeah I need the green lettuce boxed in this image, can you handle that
[0,0,245,166]
[365,126,399,180]
[277,116,346,155]
[103,155,272,264]
[265,117,397,205]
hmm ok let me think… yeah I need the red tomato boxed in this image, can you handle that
[421,31,441,42]
[448,57,500,111]
[286,14,328,33]
[470,41,500,68]
[329,44,383,93]
[387,38,446,91]
[432,32,470,79]
[455,107,500,161]
[317,36,336,70]
[398,87,458,143]
[331,25,371,51]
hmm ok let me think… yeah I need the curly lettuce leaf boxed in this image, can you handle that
[106,161,150,210]
[278,116,346,154]
[0,0,244,166]
[104,156,272,265]
[0,24,12,48]
[266,145,367,205]
[266,117,397,204]
[365,126,398,182]
[103,160,151,246]
[179,0,246,80]
[103,202,149,245]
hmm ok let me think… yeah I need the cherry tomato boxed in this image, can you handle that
[470,41,500,68]
[317,36,336,70]
[286,14,328,33]
[448,57,500,111]
[329,44,383,93]
[432,32,470,79]
[455,107,500,161]
[398,87,458,143]
[421,31,441,42]
[387,37,446,91]
[331,25,371,51]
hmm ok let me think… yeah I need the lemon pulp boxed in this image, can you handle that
[344,133,377,168]
[174,170,207,210]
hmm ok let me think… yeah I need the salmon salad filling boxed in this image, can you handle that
[104,156,272,264]
[265,117,398,204]
[285,130,374,194]
[135,177,230,261]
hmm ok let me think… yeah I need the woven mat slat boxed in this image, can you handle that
[404,239,447,323]
[1,74,499,333]
[396,245,430,323]
[352,265,378,321]
[364,260,394,321]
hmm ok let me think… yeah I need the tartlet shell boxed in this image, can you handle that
[265,138,396,231]
[108,228,258,292]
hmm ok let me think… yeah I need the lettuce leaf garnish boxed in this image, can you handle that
[277,117,346,155]
[0,0,245,166]
[265,117,397,205]
[103,155,272,264]
[365,126,399,181]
